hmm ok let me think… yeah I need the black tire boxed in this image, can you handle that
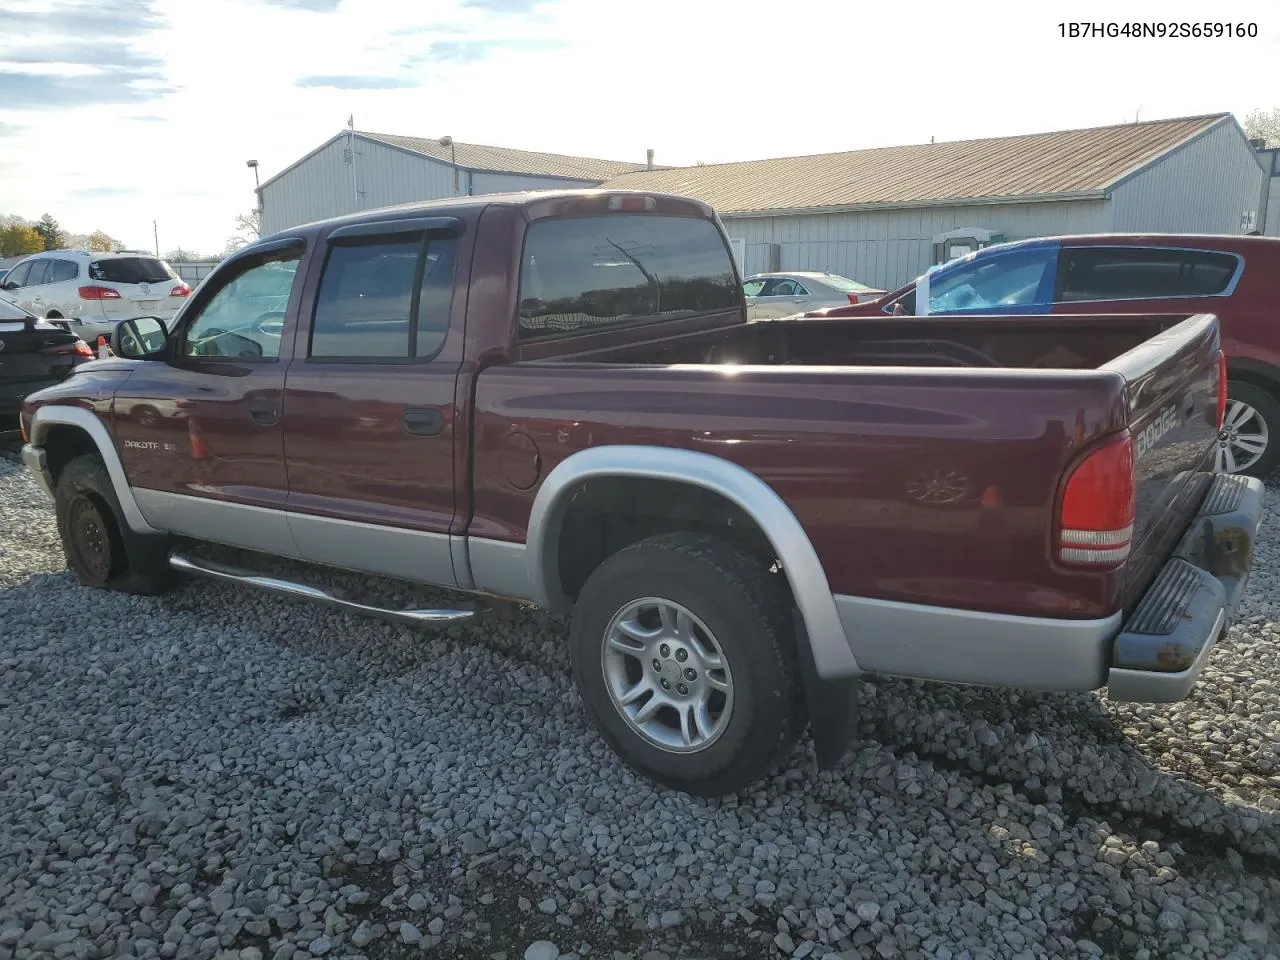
[1223,380,1280,480]
[569,532,805,796]
[54,453,174,595]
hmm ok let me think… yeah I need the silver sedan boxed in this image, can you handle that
[743,271,884,320]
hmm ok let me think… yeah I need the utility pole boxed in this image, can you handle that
[347,114,360,210]
[153,220,159,256]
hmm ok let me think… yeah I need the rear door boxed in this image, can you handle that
[43,258,81,316]
[280,216,467,587]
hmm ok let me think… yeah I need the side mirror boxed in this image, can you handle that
[111,316,169,360]
[1,281,17,291]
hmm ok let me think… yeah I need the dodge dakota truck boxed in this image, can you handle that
[19,190,1264,796]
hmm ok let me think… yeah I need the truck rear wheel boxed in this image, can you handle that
[569,532,805,796]
[54,453,174,595]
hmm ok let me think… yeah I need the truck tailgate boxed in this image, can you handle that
[1099,313,1223,612]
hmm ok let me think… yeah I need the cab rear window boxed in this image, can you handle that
[517,215,739,339]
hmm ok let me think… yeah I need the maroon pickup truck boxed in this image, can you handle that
[19,190,1265,796]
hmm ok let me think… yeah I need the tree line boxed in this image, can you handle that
[0,213,123,259]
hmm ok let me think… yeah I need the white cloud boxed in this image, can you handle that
[0,0,1276,254]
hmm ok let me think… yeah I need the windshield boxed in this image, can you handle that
[89,257,175,284]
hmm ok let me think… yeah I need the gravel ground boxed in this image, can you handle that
[1,447,1278,960]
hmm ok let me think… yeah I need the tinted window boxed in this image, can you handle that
[517,215,738,339]
[1058,248,1239,301]
[928,246,1054,312]
[89,257,174,284]
[310,236,456,360]
[6,262,31,287]
[48,259,78,283]
[26,260,50,285]
[183,255,300,360]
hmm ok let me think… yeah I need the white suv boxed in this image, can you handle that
[0,250,191,344]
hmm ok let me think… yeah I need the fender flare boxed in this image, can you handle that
[28,406,160,535]
[524,444,862,679]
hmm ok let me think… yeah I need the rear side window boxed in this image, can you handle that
[1057,248,1239,301]
[517,215,739,339]
[48,259,78,283]
[89,257,174,284]
[310,235,457,360]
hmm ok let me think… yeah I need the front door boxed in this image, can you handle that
[113,239,305,555]
[281,220,465,586]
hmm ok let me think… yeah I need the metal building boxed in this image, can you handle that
[602,113,1269,289]
[258,130,650,235]
[1258,145,1280,237]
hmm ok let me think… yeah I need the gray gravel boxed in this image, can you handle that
[0,447,1278,960]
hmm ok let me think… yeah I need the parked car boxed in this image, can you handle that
[19,190,1262,797]
[743,271,884,319]
[0,250,192,344]
[1,298,94,427]
[803,234,1280,479]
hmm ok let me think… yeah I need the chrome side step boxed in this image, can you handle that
[168,553,481,626]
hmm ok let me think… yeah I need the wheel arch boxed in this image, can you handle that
[525,445,861,679]
[28,406,159,535]
[1226,357,1280,394]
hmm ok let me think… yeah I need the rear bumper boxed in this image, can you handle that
[832,473,1264,702]
[1107,473,1265,702]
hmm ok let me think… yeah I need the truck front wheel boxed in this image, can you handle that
[569,532,805,796]
[54,453,174,595]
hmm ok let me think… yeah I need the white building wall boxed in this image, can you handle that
[1109,120,1267,234]
[722,199,1110,289]
[261,136,599,234]
[1266,177,1280,237]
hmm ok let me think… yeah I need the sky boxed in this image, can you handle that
[0,0,1277,255]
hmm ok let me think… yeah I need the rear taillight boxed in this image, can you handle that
[171,282,191,298]
[1058,432,1135,567]
[40,340,95,359]
[78,285,121,300]
[1216,352,1228,430]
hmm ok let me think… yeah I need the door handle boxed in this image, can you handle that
[403,406,445,437]
[247,397,278,424]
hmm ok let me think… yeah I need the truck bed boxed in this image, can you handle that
[472,312,1221,623]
